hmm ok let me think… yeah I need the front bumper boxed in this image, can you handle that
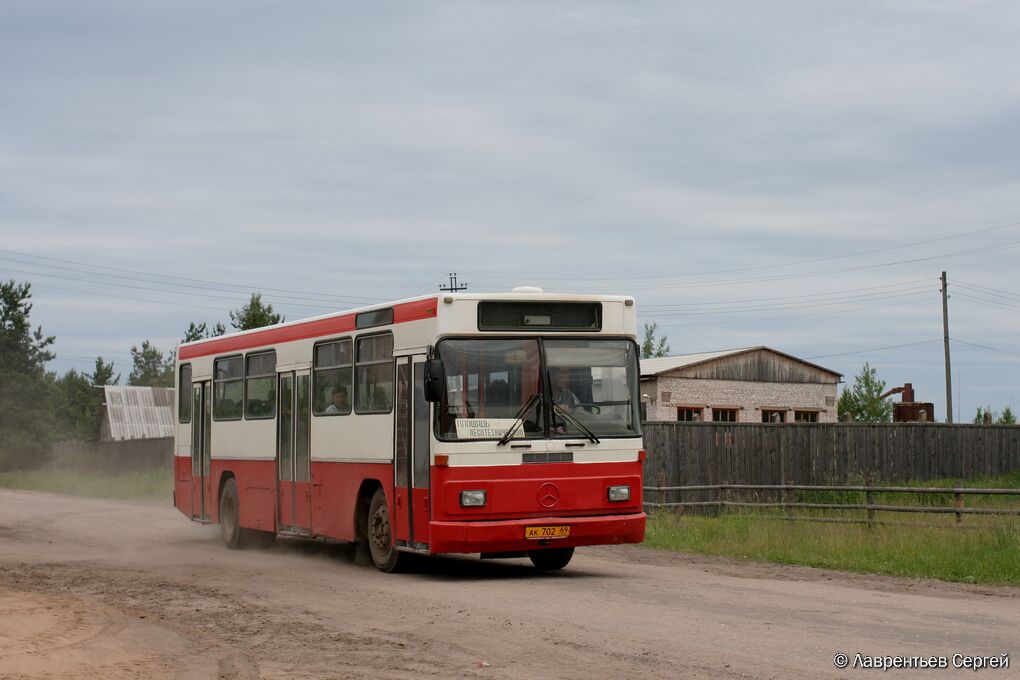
[427,511,646,554]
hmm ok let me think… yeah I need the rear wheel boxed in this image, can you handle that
[367,488,404,572]
[528,547,574,571]
[247,529,276,549]
[220,478,276,549]
[219,478,244,549]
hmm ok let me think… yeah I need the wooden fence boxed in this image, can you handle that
[644,482,1020,527]
[51,438,173,474]
[642,422,1020,506]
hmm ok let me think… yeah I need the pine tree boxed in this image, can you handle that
[0,281,56,470]
[836,362,893,423]
[641,322,670,359]
[128,340,174,387]
[974,406,995,424]
[183,321,226,343]
[88,356,119,386]
[50,369,100,441]
[229,292,283,331]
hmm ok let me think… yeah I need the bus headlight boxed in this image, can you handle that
[460,490,487,507]
[607,485,631,502]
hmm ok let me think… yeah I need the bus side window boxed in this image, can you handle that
[213,356,243,420]
[244,351,276,419]
[355,333,393,414]
[178,364,192,423]
[313,338,353,416]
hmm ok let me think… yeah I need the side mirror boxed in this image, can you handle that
[424,358,445,403]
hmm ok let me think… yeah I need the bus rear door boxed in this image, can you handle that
[277,370,312,534]
[191,381,211,521]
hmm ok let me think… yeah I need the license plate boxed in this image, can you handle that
[525,525,571,540]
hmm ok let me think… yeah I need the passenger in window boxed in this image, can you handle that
[325,387,349,414]
[371,387,391,411]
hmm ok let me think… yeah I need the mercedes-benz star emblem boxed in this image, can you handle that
[537,482,560,508]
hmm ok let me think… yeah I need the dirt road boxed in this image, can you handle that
[0,489,1015,679]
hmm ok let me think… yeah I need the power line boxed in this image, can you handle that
[0,249,386,305]
[644,289,934,318]
[653,291,935,329]
[467,219,1020,284]
[640,278,932,309]
[805,339,940,360]
[644,287,934,317]
[0,265,340,311]
[25,280,239,313]
[950,338,1020,359]
[469,239,1020,293]
[955,280,1020,302]
[952,292,1020,313]
[584,239,1020,291]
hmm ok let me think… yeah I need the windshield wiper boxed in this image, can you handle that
[552,404,600,444]
[497,393,542,446]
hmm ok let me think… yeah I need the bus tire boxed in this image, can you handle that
[219,478,245,549]
[367,488,404,572]
[528,547,574,571]
[248,529,276,549]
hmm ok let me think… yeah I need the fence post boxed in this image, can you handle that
[785,480,795,522]
[955,479,964,526]
[866,478,875,528]
[656,472,669,516]
[721,480,729,517]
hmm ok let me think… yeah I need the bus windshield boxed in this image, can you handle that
[434,338,641,440]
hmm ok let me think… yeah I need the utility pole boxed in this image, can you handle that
[439,272,468,293]
[941,271,953,423]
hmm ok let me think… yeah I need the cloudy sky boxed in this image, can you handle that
[2,1,1019,420]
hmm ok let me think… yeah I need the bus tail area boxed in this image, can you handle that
[173,291,647,571]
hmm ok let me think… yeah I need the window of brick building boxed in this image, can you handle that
[712,408,738,422]
[794,410,819,423]
[761,409,786,423]
[677,407,703,422]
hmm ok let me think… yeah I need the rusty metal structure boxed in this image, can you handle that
[879,383,935,423]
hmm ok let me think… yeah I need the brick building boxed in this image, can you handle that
[640,347,841,423]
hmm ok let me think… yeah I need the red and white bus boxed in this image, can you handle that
[173,289,645,571]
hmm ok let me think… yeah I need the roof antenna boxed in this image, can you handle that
[439,272,468,293]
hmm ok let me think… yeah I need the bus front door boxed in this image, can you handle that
[191,381,211,521]
[394,356,430,549]
[277,370,312,534]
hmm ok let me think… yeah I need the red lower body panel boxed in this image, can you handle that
[309,462,393,542]
[278,480,312,530]
[174,456,193,516]
[429,512,646,554]
[212,459,276,529]
[173,457,644,556]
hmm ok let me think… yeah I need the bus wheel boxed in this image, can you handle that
[220,478,245,549]
[528,547,574,571]
[367,488,404,572]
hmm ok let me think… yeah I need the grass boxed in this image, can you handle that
[0,468,172,502]
[645,473,1020,585]
[645,512,1020,585]
[792,472,1020,508]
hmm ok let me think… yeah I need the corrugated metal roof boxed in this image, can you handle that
[640,348,759,377]
[640,346,841,378]
[100,386,175,441]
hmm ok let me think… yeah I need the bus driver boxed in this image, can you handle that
[550,367,580,412]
